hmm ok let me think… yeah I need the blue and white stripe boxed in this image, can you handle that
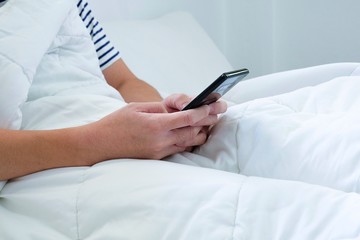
[77,0,121,70]
[0,0,6,7]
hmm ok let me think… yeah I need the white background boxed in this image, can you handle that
[89,0,360,78]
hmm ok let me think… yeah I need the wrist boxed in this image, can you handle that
[66,124,103,166]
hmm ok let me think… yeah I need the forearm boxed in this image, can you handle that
[0,101,219,180]
[102,58,163,102]
[0,127,96,180]
[116,77,163,102]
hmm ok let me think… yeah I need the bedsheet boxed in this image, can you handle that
[1,0,360,239]
[1,160,360,239]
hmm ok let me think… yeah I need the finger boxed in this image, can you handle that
[192,115,219,127]
[172,126,202,143]
[160,105,210,130]
[200,126,211,135]
[184,146,194,152]
[209,100,228,115]
[174,127,208,148]
[132,102,168,114]
[164,94,192,111]
[159,145,187,159]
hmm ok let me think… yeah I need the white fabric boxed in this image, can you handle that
[2,161,360,239]
[20,1,125,131]
[172,75,360,193]
[0,0,74,129]
[226,62,360,104]
[1,1,360,239]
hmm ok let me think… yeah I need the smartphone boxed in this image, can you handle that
[182,68,249,111]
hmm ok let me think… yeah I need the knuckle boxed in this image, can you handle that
[151,141,166,159]
[175,127,200,146]
[127,102,138,110]
[196,132,207,145]
[189,127,199,139]
[210,115,219,125]
[183,113,195,126]
[174,131,184,144]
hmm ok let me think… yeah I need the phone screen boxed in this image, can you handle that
[182,68,249,111]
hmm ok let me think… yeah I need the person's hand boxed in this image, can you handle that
[85,102,214,162]
[162,93,227,126]
[162,94,227,152]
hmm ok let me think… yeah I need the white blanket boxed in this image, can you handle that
[175,76,360,193]
[1,0,360,239]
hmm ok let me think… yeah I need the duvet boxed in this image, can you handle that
[1,0,360,239]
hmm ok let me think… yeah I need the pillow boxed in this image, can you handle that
[0,0,74,129]
[101,11,233,96]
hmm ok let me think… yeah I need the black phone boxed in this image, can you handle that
[182,68,249,111]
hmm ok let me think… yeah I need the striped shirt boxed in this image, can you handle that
[76,0,121,70]
[0,0,121,70]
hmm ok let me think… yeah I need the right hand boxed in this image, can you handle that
[85,102,212,162]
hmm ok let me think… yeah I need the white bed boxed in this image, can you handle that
[1,1,360,239]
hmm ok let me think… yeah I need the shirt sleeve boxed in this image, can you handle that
[77,0,121,70]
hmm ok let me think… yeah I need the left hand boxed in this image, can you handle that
[162,93,227,127]
[162,94,227,151]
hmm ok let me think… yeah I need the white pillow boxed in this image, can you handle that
[101,11,233,96]
[0,0,74,130]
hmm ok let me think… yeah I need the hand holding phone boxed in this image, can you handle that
[182,68,249,111]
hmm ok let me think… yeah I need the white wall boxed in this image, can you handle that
[222,0,360,77]
[88,0,226,53]
[222,0,274,78]
[273,0,360,73]
[88,0,360,78]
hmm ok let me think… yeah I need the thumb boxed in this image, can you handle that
[165,94,192,110]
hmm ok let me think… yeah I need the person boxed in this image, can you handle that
[0,0,227,181]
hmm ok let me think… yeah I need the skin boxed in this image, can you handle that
[0,59,227,181]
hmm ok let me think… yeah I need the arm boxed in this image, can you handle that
[0,127,90,180]
[103,58,163,102]
[78,0,161,102]
[0,103,215,181]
